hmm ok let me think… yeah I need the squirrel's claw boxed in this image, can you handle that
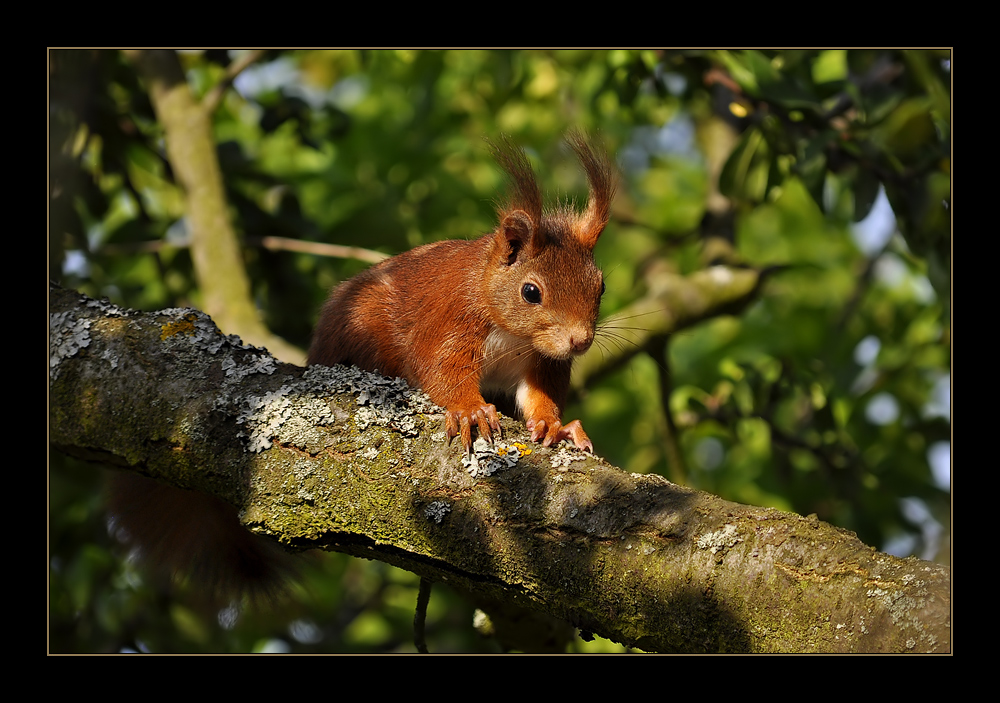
[527,417,593,452]
[445,403,501,454]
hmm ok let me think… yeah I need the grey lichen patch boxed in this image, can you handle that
[302,364,437,437]
[158,307,259,356]
[462,438,531,478]
[424,501,452,524]
[227,363,439,456]
[84,297,130,317]
[550,445,589,468]
[865,575,940,651]
[51,295,139,378]
[222,352,278,381]
[236,389,340,453]
[100,347,119,369]
[49,311,91,379]
[697,523,742,554]
[290,458,320,503]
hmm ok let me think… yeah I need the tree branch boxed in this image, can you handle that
[49,285,950,653]
[573,263,766,392]
[98,235,391,265]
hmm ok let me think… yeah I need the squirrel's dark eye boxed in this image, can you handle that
[521,283,542,304]
[600,279,606,296]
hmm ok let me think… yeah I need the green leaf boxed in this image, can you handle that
[720,127,770,204]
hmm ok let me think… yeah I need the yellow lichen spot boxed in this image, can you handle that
[160,314,198,340]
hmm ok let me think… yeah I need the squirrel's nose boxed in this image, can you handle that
[570,331,594,354]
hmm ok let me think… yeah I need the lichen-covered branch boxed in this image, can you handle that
[49,286,950,653]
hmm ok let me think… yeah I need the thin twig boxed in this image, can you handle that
[98,235,390,265]
[414,577,432,653]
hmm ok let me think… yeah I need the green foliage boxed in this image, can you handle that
[50,49,950,653]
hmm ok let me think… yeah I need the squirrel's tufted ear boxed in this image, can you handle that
[488,134,543,232]
[566,131,618,250]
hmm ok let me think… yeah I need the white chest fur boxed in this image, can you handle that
[479,328,537,411]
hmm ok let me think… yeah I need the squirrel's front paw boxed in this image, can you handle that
[526,417,593,452]
[445,403,501,453]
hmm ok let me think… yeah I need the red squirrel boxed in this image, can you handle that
[309,133,617,452]
[106,134,616,603]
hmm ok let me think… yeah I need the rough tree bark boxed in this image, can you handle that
[49,285,950,653]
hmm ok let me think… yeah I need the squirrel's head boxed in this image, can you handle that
[485,133,618,359]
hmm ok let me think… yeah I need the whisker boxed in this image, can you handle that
[601,309,664,323]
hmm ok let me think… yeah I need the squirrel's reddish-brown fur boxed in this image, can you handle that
[107,133,616,601]
[309,133,617,451]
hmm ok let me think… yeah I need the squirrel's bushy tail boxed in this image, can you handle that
[106,473,296,604]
